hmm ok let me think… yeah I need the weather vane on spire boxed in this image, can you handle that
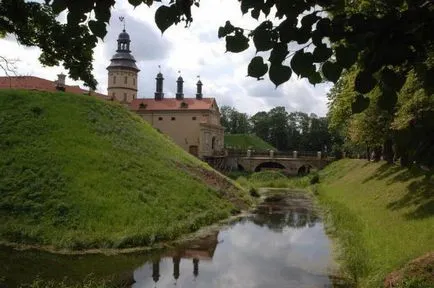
[119,16,126,31]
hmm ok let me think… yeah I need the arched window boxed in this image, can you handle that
[133,78,136,85]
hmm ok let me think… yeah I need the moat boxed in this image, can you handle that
[1,190,343,287]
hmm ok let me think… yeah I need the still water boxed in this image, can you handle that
[1,190,341,287]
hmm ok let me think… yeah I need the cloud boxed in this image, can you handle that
[0,0,331,116]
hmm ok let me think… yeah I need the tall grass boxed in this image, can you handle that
[0,90,250,249]
[317,159,434,287]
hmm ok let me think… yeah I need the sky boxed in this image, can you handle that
[0,0,332,116]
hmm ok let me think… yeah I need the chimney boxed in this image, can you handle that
[154,72,164,100]
[176,75,184,100]
[56,73,66,92]
[196,78,203,100]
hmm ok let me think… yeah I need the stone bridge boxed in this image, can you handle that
[225,150,332,175]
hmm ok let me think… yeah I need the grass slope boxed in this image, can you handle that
[317,159,433,287]
[224,134,275,150]
[0,90,250,250]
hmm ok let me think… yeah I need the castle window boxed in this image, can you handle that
[124,93,127,101]
[158,117,163,121]
[113,76,116,84]
[124,76,127,84]
[192,116,196,120]
[133,78,136,85]
[171,117,176,121]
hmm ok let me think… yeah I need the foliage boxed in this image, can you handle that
[220,105,251,134]
[327,55,434,165]
[317,159,434,287]
[224,134,275,151]
[1,0,433,97]
[250,107,332,152]
[0,89,250,249]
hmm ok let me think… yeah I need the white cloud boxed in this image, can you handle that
[0,0,331,116]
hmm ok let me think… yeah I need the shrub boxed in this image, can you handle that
[310,173,320,184]
[249,187,260,197]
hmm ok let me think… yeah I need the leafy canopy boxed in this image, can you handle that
[0,0,432,93]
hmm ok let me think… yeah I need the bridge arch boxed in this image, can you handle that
[254,161,286,172]
[297,163,318,175]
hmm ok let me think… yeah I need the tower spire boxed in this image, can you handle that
[119,16,126,32]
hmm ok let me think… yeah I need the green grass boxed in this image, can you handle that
[233,170,316,190]
[316,159,434,287]
[224,134,275,150]
[0,89,250,250]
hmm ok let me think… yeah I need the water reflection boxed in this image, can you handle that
[132,192,337,288]
[1,191,345,288]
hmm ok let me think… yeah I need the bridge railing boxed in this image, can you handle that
[226,149,328,159]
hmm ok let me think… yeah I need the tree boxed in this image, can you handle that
[220,105,251,134]
[0,56,18,76]
[1,0,433,97]
[250,111,270,142]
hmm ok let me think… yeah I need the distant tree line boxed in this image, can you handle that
[220,106,332,153]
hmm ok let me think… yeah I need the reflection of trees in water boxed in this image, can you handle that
[252,204,320,232]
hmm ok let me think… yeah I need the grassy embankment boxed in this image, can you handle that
[316,159,433,287]
[224,133,275,150]
[0,90,251,250]
[232,160,433,287]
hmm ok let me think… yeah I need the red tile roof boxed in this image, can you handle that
[0,76,108,99]
[130,98,216,111]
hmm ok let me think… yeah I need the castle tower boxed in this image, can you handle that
[107,28,140,103]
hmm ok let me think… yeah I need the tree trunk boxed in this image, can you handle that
[373,146,382,161]
[383,138,394,164]
[366,145,371,161]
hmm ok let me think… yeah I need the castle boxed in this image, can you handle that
[0,28,225,159]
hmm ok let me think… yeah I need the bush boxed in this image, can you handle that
[250,170,287,182]
[310,173,320,184]
[249,187,260,197]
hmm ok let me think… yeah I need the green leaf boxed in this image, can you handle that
[313,45,332,63]
[88,20,107,39]
[51,0,67,14]
[380,68,405,91]
[290,50,314,77]
[278,19,297,43]
[355,71,377,94]
[268,43,288,65]
[251,8,260,20]
[252,21,274,52]
[335,45,358,69]
[94,4,111,24]
[248,56,268,79]
[218,21,235,38]
[295,26,311,44]
[128,0,142,7]
[269,64,292,87]
[155,5,177,34]
[316,18,331,37]
[322,61,343,83]
[226,32,249,53]
[301,13,320,28]
[308,71,322,85]
[351,94,370,114]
